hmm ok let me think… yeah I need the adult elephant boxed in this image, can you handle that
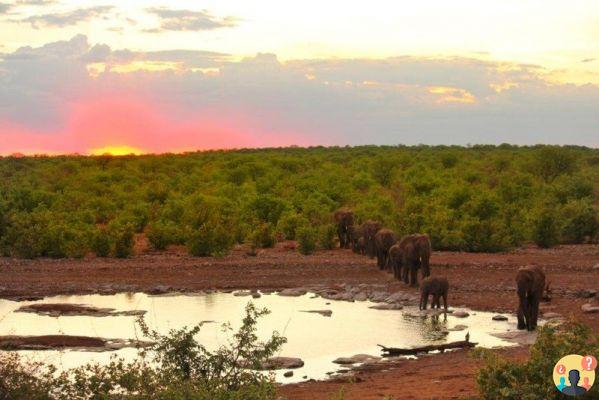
[397,234,431,286]
[334,209,354,249]
[361,220,381,259]
[374,229,396,270]
[516,266,546,331]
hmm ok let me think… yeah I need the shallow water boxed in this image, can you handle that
[0,291,519,382]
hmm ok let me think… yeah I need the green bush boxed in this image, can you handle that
[560,199,599,244]
[297,225,317,255]
[91,228,112,257]
[532,207,559,248]
[317,224,336,250]
[276,212,303,240]
[475,320,599,399]
[112,225,135,258]
[186,223,233,257]
[250,223,276,249]
[147,220,182,250]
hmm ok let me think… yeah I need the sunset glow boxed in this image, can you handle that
[90,145,146,156]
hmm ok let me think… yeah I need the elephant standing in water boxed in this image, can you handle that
[419,277,449,310]
[394,234,431,286]
[516,266,546,331]
[374,229,396,270]
[334,210,354,249]
[361,220,381,259]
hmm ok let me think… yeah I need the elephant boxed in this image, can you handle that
[349,225,365,254]
[516,265,546,331]
[334,209,354,249]
[388,243,403,280]
[361,220,381,258]
[396,234,432,286]
[419,276,449,310]
[374,228,396,270]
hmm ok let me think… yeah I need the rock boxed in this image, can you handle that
[300,310,333,317]
[446,324,468,331]
[283,371,294,378]
[148,285,170,295]
[369,291,390,303]
[233,291,253,297]
[385,292,415,303]
[16,304,146,318]
[593,263,599,270]
[542,312,562,320]
[369,304,403,310]
[492,331,537,345]
[452,311,470,318]
[581,303,599,313]
[252,292,261,299]
[578,290,597,299]
[333,354,381,365]
[352,292,369,302]
[278,288,307,297]
[492,315,508,321]
[262,357,304,370]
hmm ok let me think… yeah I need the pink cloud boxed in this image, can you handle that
[0,96,317,156]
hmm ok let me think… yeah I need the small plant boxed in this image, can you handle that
[91,227,112,257]
[112,224,135,258]
[186,223,233,257]
[532,207,558,248]
[317,224,336,250]
[297,225,317,255]
[250,223,276,249]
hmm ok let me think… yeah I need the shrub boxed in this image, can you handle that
[250,223,276,249]
[91,227,112,257]
[559,199,599,244]
[317,224,336,249]
[297,225,317,255]
[475,320,599,400]
[186,223,233,257]
[533,146,576,182]
[112,224,135,258]
[532,207,559,248]
[276,212,303,240]
[147,220,182,250]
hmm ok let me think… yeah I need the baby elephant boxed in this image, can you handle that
[419,277,449,311]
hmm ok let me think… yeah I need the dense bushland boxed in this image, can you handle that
[0,303,285,400]
[0,145,597,258]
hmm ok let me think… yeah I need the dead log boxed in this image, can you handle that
[378,340,477,357]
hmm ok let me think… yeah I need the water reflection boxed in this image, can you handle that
[0,291,517,383]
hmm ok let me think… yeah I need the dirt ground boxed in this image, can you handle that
[1,243,598,399]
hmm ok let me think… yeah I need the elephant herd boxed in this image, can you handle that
[334,209,548,331]
[335,210,432,287]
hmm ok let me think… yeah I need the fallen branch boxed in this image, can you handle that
[377,340,477,357]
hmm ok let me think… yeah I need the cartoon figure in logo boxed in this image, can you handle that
[582,377,591,391]
[557,376,567,392]
[562,370,587,396]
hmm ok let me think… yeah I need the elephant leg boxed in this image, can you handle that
[442,294,448,311]
[420,293,428,310]
[409,263,418,287]
[434,295,441,309]
[530,295,540,330]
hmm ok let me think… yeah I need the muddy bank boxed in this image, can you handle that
[16,303,146,318]
[0,335,151,352]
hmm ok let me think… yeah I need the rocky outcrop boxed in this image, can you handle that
[16,303,146,318]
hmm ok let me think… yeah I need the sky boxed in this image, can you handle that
[0,0,598,155]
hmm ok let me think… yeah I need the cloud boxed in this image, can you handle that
[1,35,598,155]
[0,2,12,13]
[17,6,114,28]
[144,7,237,32]
[17,0,58,5]
[581,58,596,63]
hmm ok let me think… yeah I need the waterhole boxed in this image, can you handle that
[0,291,520,383]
